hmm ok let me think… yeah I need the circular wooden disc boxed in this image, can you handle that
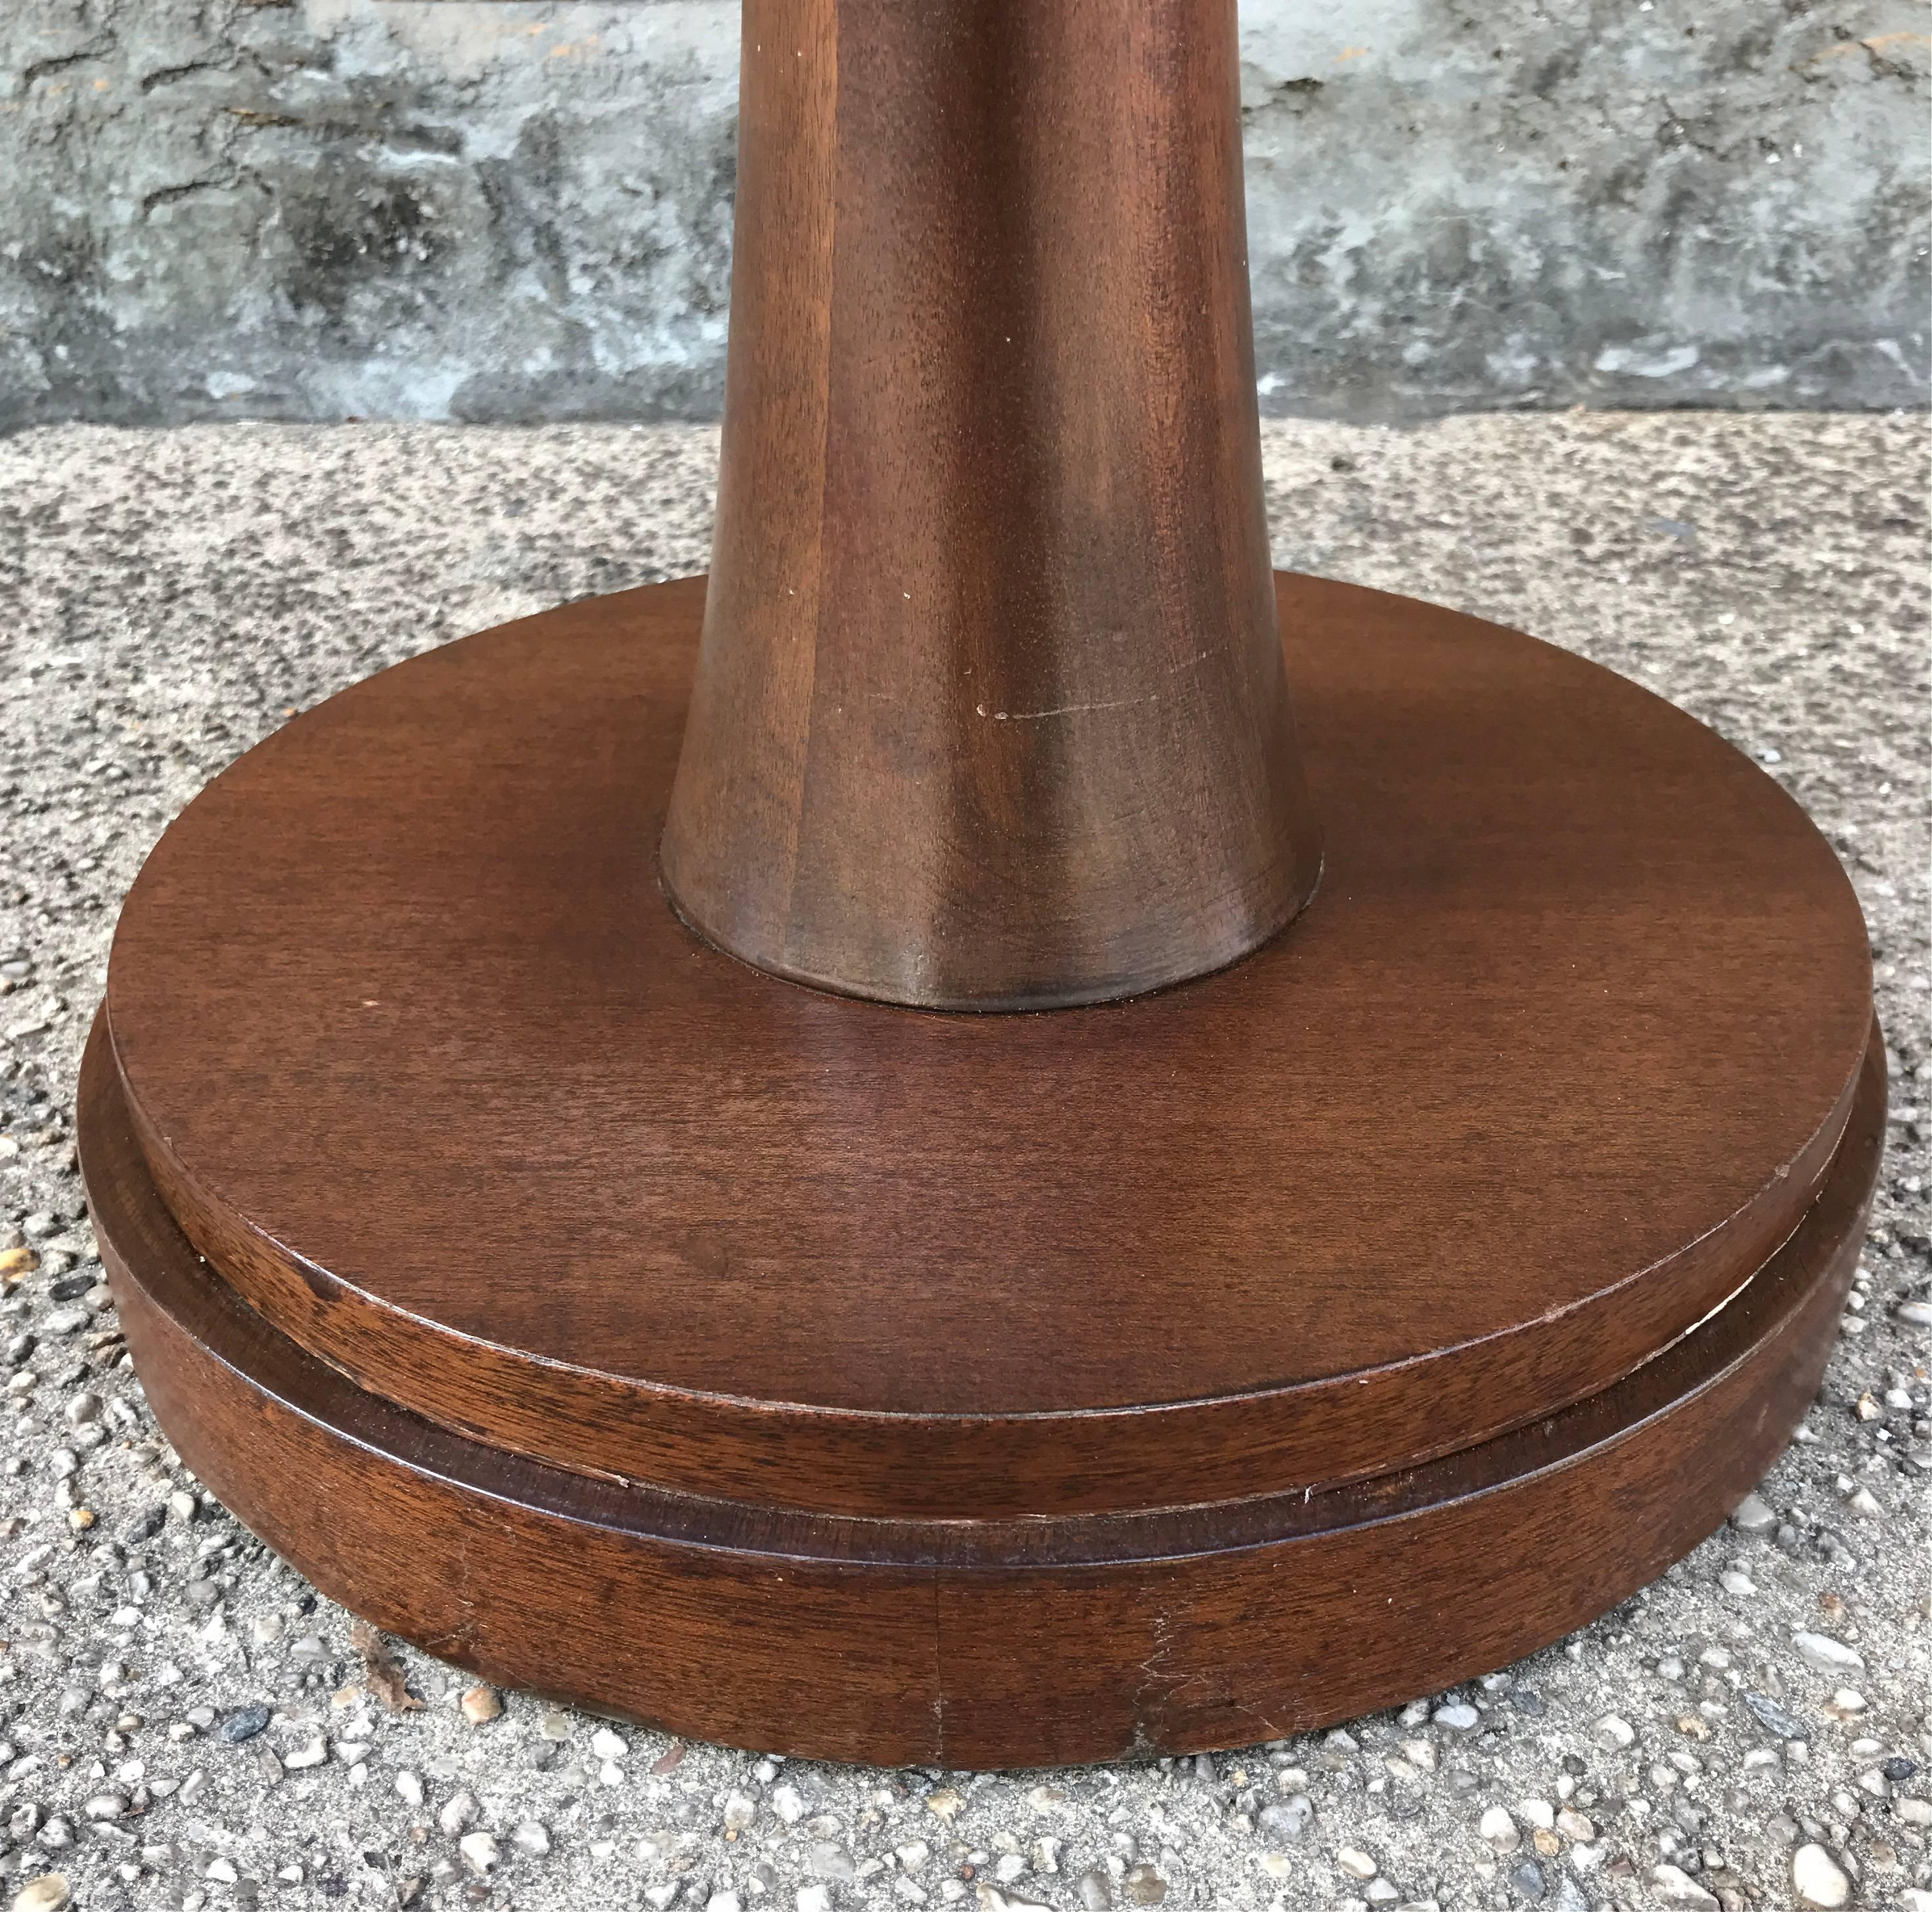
[98,575,1873,1523]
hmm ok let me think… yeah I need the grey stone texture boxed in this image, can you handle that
[0,412,1929,1911]
[1,0,1926,429]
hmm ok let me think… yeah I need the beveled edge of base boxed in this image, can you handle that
[81,1008,1882,1572]
[81,1009,1883,1764]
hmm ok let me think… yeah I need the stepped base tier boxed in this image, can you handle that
[79,571,1881,1769]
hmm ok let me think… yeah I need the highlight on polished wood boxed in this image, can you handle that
[78,0,1881,1769]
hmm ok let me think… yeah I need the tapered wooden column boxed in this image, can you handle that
[660,0,1321,1010]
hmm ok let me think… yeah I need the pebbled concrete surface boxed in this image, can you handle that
[0,412,1927,1912]
[0,0,1927,429]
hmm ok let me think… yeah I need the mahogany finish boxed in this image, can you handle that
[660,0,1320,1010]
[101,579,1873,1525]
[76,0,1884,1769]
[81,1010,1884,1768]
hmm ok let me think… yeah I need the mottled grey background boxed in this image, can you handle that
[1,0,1927,430]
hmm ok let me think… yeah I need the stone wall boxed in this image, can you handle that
[2,0,1926,428]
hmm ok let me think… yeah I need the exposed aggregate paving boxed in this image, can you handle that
[0,414,1925,1912]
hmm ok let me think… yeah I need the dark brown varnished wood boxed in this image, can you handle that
[77,0,1885,1769]
[101,577,1874,1523]
[81,1008,1885,1769]
[660,0,1321,1010]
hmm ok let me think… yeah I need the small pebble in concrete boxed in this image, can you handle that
[219,1704,273,1745]
[1649,1865,1719,1908]
[806,1840,853,1881]
[1791,1631,1864,1674]
[459,1683,503,1725]
[1791,1843,1850,1908]
[1257,1794,1313,1845]
[439,1790,479,1836]
[1743,1691,1807,1739]
[459,1831,499,1875]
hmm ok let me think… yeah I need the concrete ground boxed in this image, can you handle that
[0,412,1926,1912]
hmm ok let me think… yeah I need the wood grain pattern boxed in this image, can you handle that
[102,575,1874,1519]
[77,0,1885,1769]
[660,0,1322,1010]
[81,1010,1884,1767]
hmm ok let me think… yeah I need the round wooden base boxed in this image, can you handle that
[80,574,1881,1767]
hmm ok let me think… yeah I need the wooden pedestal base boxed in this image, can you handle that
[80,573,1881,1768]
